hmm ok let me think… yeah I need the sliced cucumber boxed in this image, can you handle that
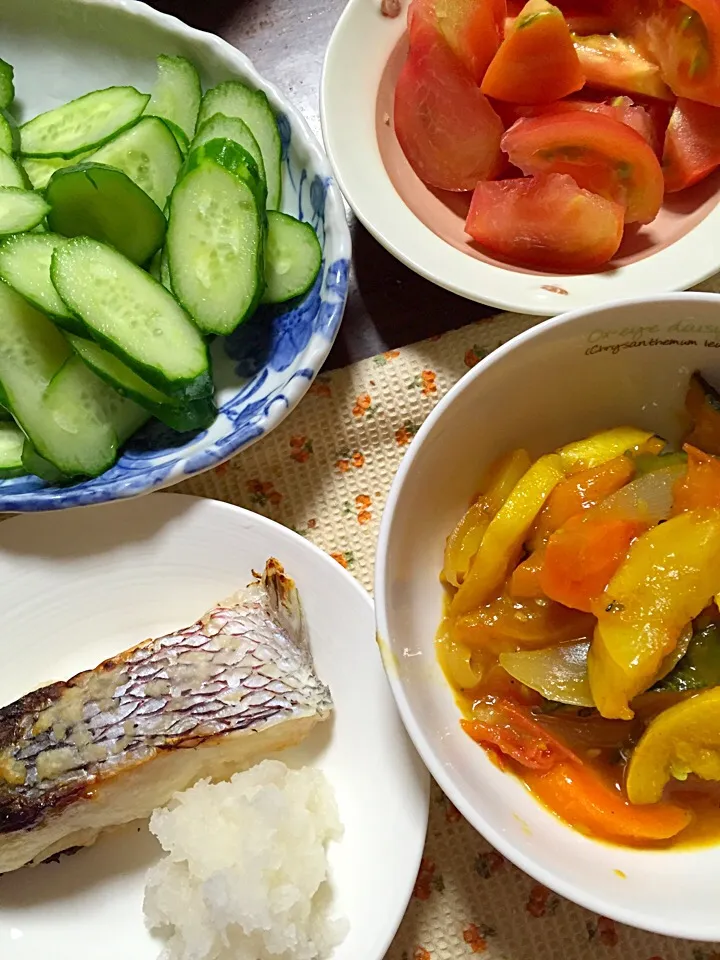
[89,116,183,209]
[167,144,265,336]
[0,421,26,478]
[51,237,212,401]
[0,110,19,156]
[20,86,149,159]
[144,55,201,142]
[0,149,26,189]
[184,138,266,209]
[0,60,14,111]
[46,163,166,265]
[67,333,217,432]
[160,245,172,292]
[0,188,50,235]
[22,153,91,190]
[0,282,114,476]
[263,211,321,304]
[22,441,67,484]
[192,113,266,189]
[0,232,81,329]
[197,81,281,210]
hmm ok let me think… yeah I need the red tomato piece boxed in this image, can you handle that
[505,12,618,35]
[639,0,720,107]
[394,19,504,191]
[465,173,624,270]
[409,0,507,83]
[573,33,675,100]
[482,0,585,103]
[662,97,720,191]
[504,97,658,151]
[461,697,578,770]
[502,111,665,223]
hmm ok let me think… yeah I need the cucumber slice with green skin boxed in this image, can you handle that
[0,110,19,156]
[0,60,14,111]
[144,55,202,142]
[22,152,92,190]
[46,163,166,265]
[163,120,190,157]
[0,233,82,329]
[0,403,12,421]
[20,86,149,159]
[67,333,217,432]
[167,147,265,336]
[0,148,26,189]
[89,116,183,209]
[0,422,26,478]
[0,188,50,235]
[184,138,266,210]
[197,81,281,210]
[263,212,322,304]
[51,237,212,401]
[0,283,115,477]
[193,114,266,189]
[22,441,67,484]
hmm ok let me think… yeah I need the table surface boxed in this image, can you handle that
[147,0,498,369]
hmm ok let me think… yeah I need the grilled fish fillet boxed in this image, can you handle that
[0,559,332,874]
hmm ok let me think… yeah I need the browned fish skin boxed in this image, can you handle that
[0,559,332,863]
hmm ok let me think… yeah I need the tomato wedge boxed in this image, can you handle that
[482,0,584,103]
[465,173,624,270]
[640,0,720,107]
[573,33,675,100]
[504,97,659,151]
[462,697,578,770]
[502,111,665,224]
[662,97,720,191]
[395,19,504,190]
[409,0,507,84]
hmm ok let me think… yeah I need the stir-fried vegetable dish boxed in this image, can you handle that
[438,370,720,847]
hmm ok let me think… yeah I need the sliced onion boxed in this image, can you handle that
[499,641,593,707]
[437,630,484,691]
[597,463,686,524]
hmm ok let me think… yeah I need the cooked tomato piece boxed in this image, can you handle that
[640,0,720,107]
[503,97,658,150]
[502,111,665,223]
[462,697,578,770]
[672,444,720,513]
[685,371,720,455]
[662,97,720,191]
[409,0,507,84]
[573,33,675,100]
[482,0,584,103]
[465,173,624,270]
[395,19,504,190]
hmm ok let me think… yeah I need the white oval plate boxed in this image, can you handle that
[0,494,429,960]
[321,0,720,316]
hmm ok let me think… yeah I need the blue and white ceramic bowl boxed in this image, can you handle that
[0,0,351,511]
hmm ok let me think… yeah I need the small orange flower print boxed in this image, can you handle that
[446,800,462,824]
[464,344,488,368]
[307,518,317,529]
[336,458,351,473]
[355,493,372,525]
[309,376,332,398]
[526,884,551,918]
[474,850,505,878]
[246,479,283,509]
[597,917,618,947]
[330,550,355,570]
[214,461,230,477]
[463,924,488,953]
[413,949,431,960]
[351,450,365,469]
[421,369,437,396]
[352,393,372,417]
[395,420,419,446]
[289,435,313,464]
[412,857,436,901]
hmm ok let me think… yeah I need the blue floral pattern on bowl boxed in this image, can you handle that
[0,42,351,511]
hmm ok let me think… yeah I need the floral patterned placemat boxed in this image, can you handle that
[178,299,720,960]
